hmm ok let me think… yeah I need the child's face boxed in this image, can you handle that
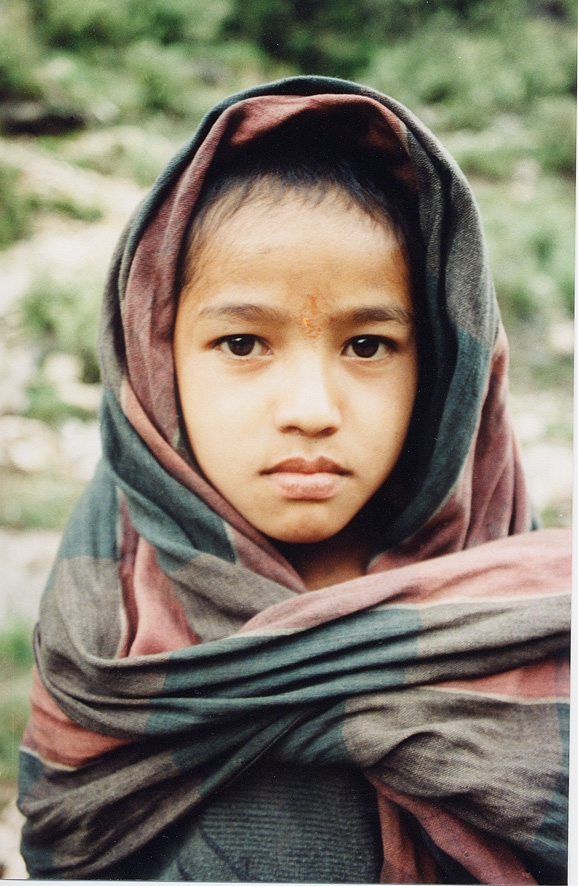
[174,191,418,545]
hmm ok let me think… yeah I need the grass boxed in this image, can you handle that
[0,468,86,530]
[0,158,104,250]
[20,274,102,386]
[30,192,104,223]
[24,373,99,426]
[0,162,34,249]
[0,621,34,787]
[58,123,182,187]
[541,501,573,528]
[471,172,575,325]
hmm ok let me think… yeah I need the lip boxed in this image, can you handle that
[262,456,349,476]
[262,457,349,500]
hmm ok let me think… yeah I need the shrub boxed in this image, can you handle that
[20,274,101,384]
[0,620,34,671]
[0,621,33,785]
[0,1,42,102]
[531,96,576,175]
[222,0,373,77]
[365,15,576,130]
[27,0,233,51]
[475,174,575,322]
[0,163,34,249]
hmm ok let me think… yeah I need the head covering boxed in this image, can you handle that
[18,77,570,882]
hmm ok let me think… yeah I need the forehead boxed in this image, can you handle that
[180,188,412,318]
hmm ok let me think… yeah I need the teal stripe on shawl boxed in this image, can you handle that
[54,460,119,562]
[101,388,237,569]
[526,701,569,875]
[139,593,566,726]
[384,325,491,546]
[153,607,419,698]
[144,607,421,734]
[18,754,54,877]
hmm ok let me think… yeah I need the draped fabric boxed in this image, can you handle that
[18,77,570,884]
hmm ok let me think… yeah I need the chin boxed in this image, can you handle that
[266,520,345,546]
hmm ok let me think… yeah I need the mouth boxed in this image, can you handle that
[262,457,350,500]
[263,457,349,476]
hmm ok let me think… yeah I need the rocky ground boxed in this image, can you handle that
[0,801,26,880]
[0,133,573,878]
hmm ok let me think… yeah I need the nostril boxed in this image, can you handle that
[274,358,341,436]
[284,424,338,439]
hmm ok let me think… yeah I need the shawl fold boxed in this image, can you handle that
[18,76,570,884]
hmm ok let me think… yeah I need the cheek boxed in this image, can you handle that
[356,364,418,469]
[179,372,262,471]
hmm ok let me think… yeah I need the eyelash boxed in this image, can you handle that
[343,336,396,359]
[215,334,396,360]
[217,335,270,357]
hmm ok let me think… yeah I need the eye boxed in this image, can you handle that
[343,336,393,359]
[217,335,268,357]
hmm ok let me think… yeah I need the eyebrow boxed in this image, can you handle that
[345,306,415,326]
[197,304,287,323]
[196,303,415,326]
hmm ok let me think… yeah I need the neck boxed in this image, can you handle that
[273,517,375,591]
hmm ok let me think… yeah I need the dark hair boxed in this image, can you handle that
[179,108,424,311]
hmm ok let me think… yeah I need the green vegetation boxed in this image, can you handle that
[0,159,103,250]
[0,162,34,248]
[0,621,34,785]
[2,0,574,135]
[0,468,86,529]
[0,621,34,672]
[20,274,102,385]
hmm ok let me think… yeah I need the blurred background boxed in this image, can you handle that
[0,0,575,872]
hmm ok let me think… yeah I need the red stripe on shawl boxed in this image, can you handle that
[225,94,417,190]
[371,790,438,883]
[369,778,537,885]
[436,657,570,701]
[237,529,570,635]
[22,669,129,768]
[119,534,201,657]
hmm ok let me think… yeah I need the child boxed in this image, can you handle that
[18,77,570,884]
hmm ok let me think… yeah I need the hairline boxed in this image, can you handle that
[179,176,409,303]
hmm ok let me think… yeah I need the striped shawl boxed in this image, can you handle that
[18,77,570,884]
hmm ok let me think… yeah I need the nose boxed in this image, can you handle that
[275,354,341,437]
